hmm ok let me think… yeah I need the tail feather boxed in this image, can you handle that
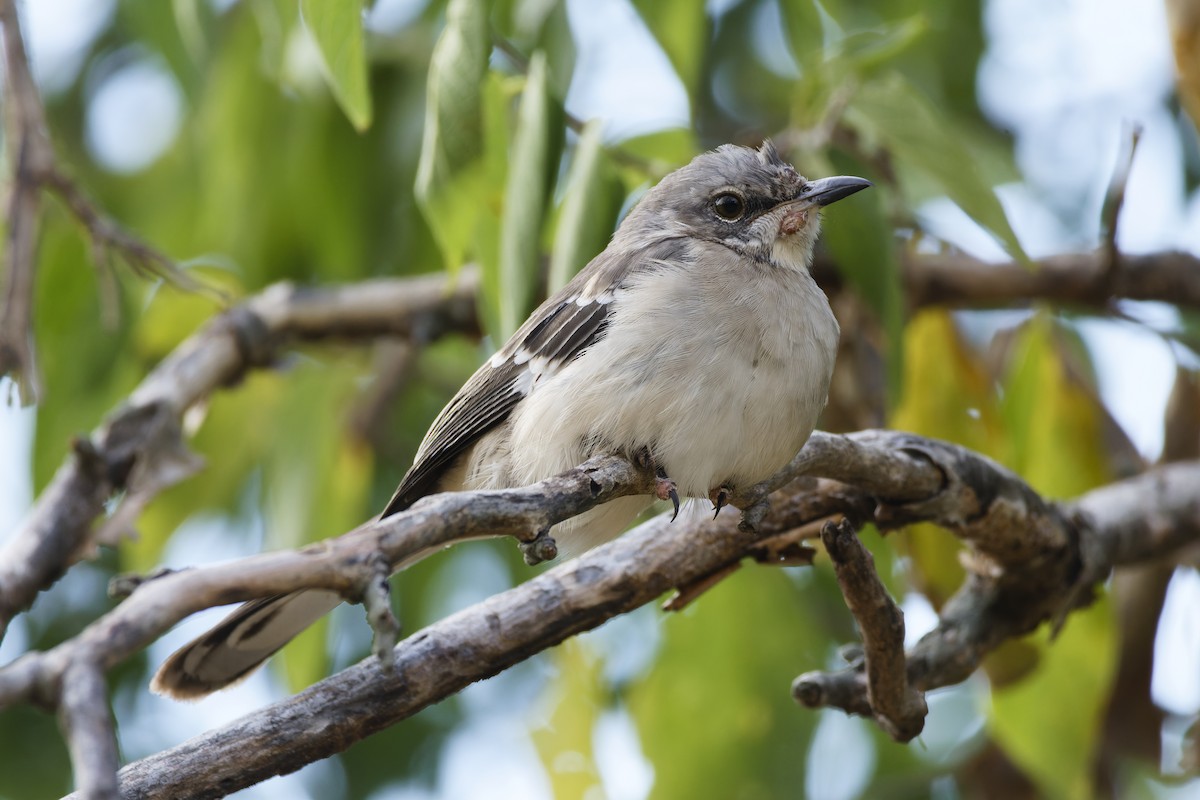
[151,590,342,700]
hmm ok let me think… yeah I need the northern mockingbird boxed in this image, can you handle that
[153,141,870,699]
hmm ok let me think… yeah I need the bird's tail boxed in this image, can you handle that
[150,526,482,701]
[151,589,342,700]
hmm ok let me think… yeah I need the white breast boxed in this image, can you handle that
[463,243,837,552]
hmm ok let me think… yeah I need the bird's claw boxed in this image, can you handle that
[710,486,732,520]
[655,468,681,522]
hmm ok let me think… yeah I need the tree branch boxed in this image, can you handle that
[817,518,927,742]
[0,0,55,402]
[812,248,1200,312]
[0,424,1188,796]
[0,271,479,639]
[59,661,120,800]
[33,450,1195,799]
[0,0,223,399]
[0,453,656,708]
[13,239,1192,640]
[795,461,1200,719]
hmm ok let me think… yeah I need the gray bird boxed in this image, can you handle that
[153,141,870,699]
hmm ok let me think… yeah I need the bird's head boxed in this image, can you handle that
[617,141,871,272]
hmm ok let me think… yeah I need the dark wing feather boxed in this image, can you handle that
[380,259,627,518]
[380,361,526,515]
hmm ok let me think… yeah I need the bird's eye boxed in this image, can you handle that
[712,192,746,221]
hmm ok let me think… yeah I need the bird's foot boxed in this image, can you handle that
[655,468,681,522]
[634,447,680,522]
[709,485,732,519]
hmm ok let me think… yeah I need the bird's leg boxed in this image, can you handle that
[634,446,680,522]
[709,485,732,519]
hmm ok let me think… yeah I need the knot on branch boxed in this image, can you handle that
[108,567,181,600]
[98,402,183,486]
[217,306,276,382]
[870,437,1068,566]
[70,435,110,484]
[520,528,559,566]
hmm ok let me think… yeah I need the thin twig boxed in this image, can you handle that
[0,0,224,401]
[39,167,228,302]
[0,0,54,402]
[1100,123,1143,297]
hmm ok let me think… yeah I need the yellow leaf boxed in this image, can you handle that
[889,310,1003,606]
[531,640,605,800]
[1167,0,1200,131]
[1000,315,1112,498]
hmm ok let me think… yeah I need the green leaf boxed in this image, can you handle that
[533,0,576,100]
[415,0,493,271]
[848,72,1028,262]
[630,0,707,100]
[989,596,1117,800]
[629,569,826,798]
[548,120,623,292]
[778,0,825,64]
[836,14,929,74]
[492,0,576,99]
[492,51,563,337]
[300,0,373,131]
[472,72,518,340]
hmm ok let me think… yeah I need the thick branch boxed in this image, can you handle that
[0,454,653,708]
[2,428,1189,796]
[51,454,1199,799]
[59,662,119,800]
[0,271,479,638]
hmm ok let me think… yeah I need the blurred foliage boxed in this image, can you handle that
[2,0,1192,798]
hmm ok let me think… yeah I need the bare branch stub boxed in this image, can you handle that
[1100,123,1142,295]
[809,518,927,742]
[519,528,560,566]
[359,552,400,668]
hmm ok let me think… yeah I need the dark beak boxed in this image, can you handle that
[799,175,873,207]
